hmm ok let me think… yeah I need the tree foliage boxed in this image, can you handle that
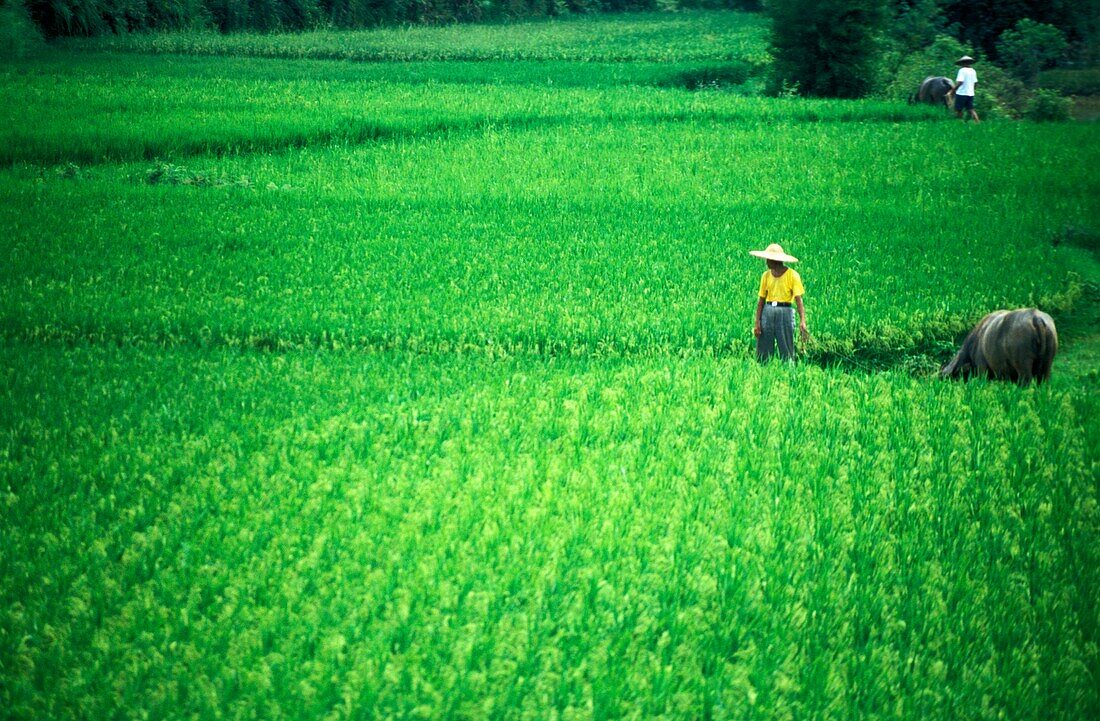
[888,0,948,52]
[997,18,1069,83]
[766,0,888,98]
[943,0,1099,61]
[1024,87,1072,121]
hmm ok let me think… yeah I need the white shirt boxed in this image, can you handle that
[955,67,977,96]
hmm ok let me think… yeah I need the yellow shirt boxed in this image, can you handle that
[758,268,805,303]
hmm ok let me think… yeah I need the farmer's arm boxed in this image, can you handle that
[754,297,765,337]
[795,295,809,341]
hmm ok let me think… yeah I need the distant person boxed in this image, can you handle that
[751,244,808,362]
[949,55,980,123]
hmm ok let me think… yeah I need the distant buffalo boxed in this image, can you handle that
[941,309,1058,385]
[910,76,954,107]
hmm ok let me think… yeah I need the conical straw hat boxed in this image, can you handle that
[749,243,799,263]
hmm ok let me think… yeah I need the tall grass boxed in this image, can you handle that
[0,53,945,167]
[2,115,1096,358]
[59,10,771,61]
[1,344,1096,719]
[2,24,1098,721]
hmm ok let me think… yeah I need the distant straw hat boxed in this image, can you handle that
[749,243,799,263]
[955,55,976,65]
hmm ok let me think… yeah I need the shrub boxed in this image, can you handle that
[878,33,968,102]
[877,34,1035,119]
[969,59,1030,119]
[1024,88,1072,122]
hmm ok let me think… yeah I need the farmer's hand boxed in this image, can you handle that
[799,322,810,343]
[753,323,762,338]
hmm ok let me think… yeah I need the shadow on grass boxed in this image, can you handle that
[7,103,953,170]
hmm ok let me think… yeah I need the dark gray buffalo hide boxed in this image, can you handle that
[941,309,1058,385]
[911,76,954,107]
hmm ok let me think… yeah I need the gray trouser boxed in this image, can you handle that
[757,305,795,362]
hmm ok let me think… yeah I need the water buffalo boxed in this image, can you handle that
[910,76,954,107]
[941,309,1058,385]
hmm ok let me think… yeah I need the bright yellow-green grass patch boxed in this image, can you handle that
[2,115,1097,358]
[2,27,1099,721]
[2,344,1096,719]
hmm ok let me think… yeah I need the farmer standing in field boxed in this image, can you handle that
[752,243,808,363]
[948,55,980,123]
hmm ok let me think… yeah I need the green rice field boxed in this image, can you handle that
[2,11,1098,721]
